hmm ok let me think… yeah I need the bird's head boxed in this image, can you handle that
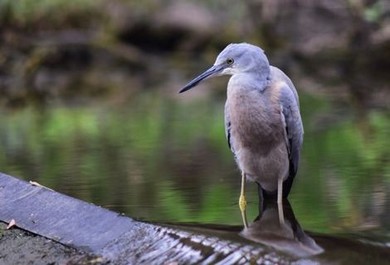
[179,43,270,93]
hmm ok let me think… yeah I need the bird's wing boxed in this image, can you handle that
[270,66,299,107]
[272,67,304,197]
[225,103,242,167]
[224,102,234,153]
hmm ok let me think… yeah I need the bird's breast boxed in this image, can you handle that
[226,87,284,154]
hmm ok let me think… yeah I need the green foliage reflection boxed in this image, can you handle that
[0,94,388,233]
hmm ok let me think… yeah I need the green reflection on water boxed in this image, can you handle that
[0,92,389,234]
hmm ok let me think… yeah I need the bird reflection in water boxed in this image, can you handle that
[240,198,323,258]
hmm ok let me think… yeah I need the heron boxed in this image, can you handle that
[179,43,303,227]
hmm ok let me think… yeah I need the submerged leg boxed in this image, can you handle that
[277,178,285,225]
[239,172,248,228]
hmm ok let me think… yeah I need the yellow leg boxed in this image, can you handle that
[277,178,285,225]
[239,172,248,228]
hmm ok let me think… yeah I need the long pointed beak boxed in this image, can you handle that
[179,65,224,93]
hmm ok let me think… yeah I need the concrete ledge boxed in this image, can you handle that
[0,173,289,264]
[0,173,137,252]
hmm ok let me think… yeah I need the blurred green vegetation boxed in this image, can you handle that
[0,0,100,27]
[1,0,389,109]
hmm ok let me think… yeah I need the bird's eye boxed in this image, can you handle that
[226,58,234,65]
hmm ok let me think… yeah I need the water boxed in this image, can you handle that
[0,88,389,239]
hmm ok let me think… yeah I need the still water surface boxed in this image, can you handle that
[0,89,389,240]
